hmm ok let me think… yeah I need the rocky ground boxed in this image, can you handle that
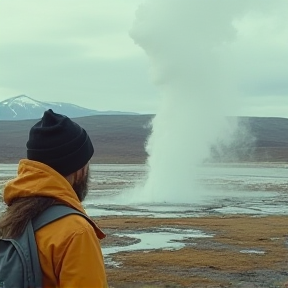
[97,215,288,288]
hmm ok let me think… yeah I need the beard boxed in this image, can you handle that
[72,169,90,202]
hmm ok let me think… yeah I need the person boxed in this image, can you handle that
[0,109,108,287]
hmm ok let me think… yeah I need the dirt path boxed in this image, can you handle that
[96,215,288,287]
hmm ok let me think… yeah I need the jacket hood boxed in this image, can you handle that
[3,159,105,239]
[4,159,85,212]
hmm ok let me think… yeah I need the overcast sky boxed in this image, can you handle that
[0,0,288,116]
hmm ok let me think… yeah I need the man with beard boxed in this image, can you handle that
[0,109,108,287]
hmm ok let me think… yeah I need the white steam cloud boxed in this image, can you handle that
[128,0,288,203]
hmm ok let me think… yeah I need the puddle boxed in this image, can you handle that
[213,203,288,215]
[85,197,288,218]
[102,227,213,255]
[105,257,122,268]
[240,249,266,255]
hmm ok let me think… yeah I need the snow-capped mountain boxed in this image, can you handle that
[0,95,138,120]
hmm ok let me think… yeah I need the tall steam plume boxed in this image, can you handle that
[129,0,288,203]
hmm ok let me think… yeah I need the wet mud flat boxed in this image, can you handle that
[97,215,288,288]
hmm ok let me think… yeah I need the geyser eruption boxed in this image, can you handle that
[129,0,241,203]
[129,0,288,203]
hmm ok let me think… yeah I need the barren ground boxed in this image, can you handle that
[97,215,288,288]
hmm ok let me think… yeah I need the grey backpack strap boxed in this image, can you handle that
[25,221,43,287]
[32,205,95,232]
[26,205,93,288]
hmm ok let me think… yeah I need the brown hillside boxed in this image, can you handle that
[0,115,153,164]
[1,115,288,164]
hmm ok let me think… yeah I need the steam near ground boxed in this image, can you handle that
[127,0,288,203]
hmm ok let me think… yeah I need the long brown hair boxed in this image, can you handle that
[0,196,57,238]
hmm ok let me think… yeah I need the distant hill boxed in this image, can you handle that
[1,115,288,164]
[0,114,153,164]
[0,95,138,120]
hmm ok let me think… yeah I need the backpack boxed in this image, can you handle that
[0,205,97,288]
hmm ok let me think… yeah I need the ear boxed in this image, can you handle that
[65,164,88,185]
[74,166,86,183]
[65,172,76,185]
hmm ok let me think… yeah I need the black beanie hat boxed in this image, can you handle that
[26,109,94,176]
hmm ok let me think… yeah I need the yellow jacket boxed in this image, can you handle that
[4,159,108,288]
